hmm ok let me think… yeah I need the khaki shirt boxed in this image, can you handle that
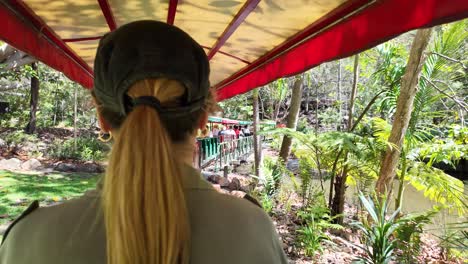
[0,165,288,264]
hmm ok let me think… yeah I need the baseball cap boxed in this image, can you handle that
[93,20,210,127]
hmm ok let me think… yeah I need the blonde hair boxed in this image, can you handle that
[100,78,216,264]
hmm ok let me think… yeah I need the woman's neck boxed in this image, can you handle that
[172,136,196,167]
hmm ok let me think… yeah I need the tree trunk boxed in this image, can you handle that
[336,60,342,131]
[25,62,39,134]
[348,54,359,129]
[279,76,303,162]
[330,54,360,223]
[73,84,78,150]
[376,28,432,195]
[253,89,262,176]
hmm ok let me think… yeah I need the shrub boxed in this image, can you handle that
[353,193,402,264]
[395,210,438,263]
[49,136,109,161]
[297,192,343,259]
[3,130,38,148]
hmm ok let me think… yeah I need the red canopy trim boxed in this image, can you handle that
[0,1,94,88]
[215,0,468,101]
[97,0,117,31]
[222,119,239,125]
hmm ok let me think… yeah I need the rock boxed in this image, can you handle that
[227,177,241,191]
[0,158,22,170]
[55,163,77,172]
[208,175,231,187]
[230,190,246,198]
[234,163,252,175]
[212,184,222,192]
[219,177,230,187]
[207,174,222,184]
[77,163,104,173]
[0,138,5,148]
[21,158,42,170]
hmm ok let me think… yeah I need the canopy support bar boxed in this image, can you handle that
[63,36,102,42]
[98,0,117,31]
[167,0,178,25]
[207,0,260,60]
[201,45,250,65]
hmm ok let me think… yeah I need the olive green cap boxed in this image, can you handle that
[93,20,210,127]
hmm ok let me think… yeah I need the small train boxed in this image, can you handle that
[194,116,275,169]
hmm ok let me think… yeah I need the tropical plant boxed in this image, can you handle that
[437,221,468,260]
[297,198,343,259]
[353,193,402,264]
[395,209,439,263]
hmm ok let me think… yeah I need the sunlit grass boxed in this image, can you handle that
[0,170,101,227]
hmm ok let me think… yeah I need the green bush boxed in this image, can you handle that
[353,193,402,264]
[3,130,38,147]
[395,210,438,263]
[438,221,468,260]
[49,137,109,161]
[297,198,343,258]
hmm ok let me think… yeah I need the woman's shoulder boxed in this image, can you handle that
[0,193,105,263]
[186,189,287,263]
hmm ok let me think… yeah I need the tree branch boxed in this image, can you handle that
[423,76,468,112]
[430,52,467,70]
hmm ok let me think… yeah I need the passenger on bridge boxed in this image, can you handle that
[234,125,242,138]
[0,20,287,264]
[242,125,251,136]
[212,124,220,137]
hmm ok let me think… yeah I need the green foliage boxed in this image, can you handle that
[1,63,96,129]
[297,194,343,258]
[353,193,402,264]
[438,221,468,260]
[3,130,38,147]
[395,210,439,263]
[297,219,334,257]
[260,193,274,214]
[404,161,466,215]
[260,156,290,196]
[49,137,109,161]
[449,125,468,145]
[218,91,253,120]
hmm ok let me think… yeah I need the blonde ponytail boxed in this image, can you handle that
[102,79,190,264]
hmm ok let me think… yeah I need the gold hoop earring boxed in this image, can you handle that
[98,131,113,142]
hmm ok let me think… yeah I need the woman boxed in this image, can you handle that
[0,21,287,264]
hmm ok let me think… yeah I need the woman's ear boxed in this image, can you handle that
[97,111,112,133]
[198,112,208,130]
[92,92,112,133]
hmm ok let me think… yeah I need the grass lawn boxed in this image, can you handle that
[0,170,101,230]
